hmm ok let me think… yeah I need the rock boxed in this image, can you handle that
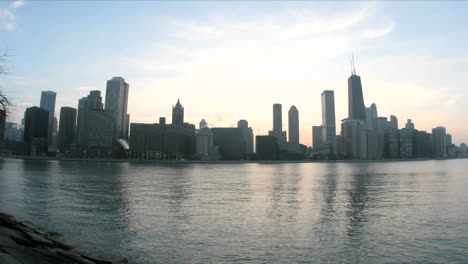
[80,253,113,264]
[0,252,21,264]
[3,245,74,264]
[117,257,129,264]
[9,235,36,248]
[48,236,73,250]
[56,249,96,264]
[19,229,55,248]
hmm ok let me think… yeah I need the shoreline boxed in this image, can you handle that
[0,211,127,264]
[1,154,466,164]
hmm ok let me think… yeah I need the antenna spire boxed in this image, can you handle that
[351,53,357,75]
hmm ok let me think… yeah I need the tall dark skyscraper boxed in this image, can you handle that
[58,107,77,151]
[273,103,282,132]
[238,119,254,154]
[172,99,184,125]
[321,90,336,143]
[288,106,299,144]
[24,106,49,155]
[40,90,56,145]
[348,62,366,120]
[105,76,129,140]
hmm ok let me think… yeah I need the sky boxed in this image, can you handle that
[0,0,467,146]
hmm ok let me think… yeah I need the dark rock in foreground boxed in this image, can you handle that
[0,212,128,264]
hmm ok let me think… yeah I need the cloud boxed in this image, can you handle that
[10,0,25,9]
[362,22,394,39]
[0,0,25,31]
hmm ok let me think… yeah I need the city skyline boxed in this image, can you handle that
[1,1,468,145]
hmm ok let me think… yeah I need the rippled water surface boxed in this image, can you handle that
[1,158,468,263]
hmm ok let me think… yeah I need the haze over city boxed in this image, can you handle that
[1,0,467,145]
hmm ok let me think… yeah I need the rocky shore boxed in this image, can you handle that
[0,212,127,264]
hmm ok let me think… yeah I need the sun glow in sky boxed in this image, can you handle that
[1,1,467,146]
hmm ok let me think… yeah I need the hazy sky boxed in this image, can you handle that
[1,1,467,146]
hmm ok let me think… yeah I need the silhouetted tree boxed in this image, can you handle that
[0,51,13,115]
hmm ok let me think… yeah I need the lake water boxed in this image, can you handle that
[1,158,467,263]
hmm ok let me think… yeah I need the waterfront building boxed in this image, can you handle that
[405,119,415,130]
[80,110,114,150]
[273,103,282,132]
[389,115,398,130]
[365,103,378,131]
[288,106,299,145]
[341,118,367,159]
[211,127,246,160]
[312,126,323,150]
[4,122,24,142]
[129,121,196,160]
[199,119,208,129]
[39,90,56,145]
[256,135,279,160]
[432,126,447,158]
[386,127,399,159]
[196,127,219,159]
[237,119,254,154]
[58,107,77,151]
[321,90,336,144]
[24,106,49,155]
[413,130,432,158]
[348,70,366,120]
[105,76,129,140]
[172,99,184,125]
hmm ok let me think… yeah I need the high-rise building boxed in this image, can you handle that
[288,106,299,144]
[199,119,208,129]
[348,74,366,120]
[389,115,398,130]
[365,103,378,131]
[405,119,415,130]
[321,90,336,144]
[172,99,184,125]
[58,107,77,151]
[237,119,254,154]
[105,76,129,140]
[432,127,447,158]
[24,106,49,155]
[341,118,367,159]
[39,90,56,145]
[77,90,104,145]
[256,135,279,160]
[399,119,416,158]
[211,128,246,160]
[312,126,323,150]
[273,103,282,132]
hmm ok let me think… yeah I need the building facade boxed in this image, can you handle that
[24,107,49,155]
[105,77,129,140]
[172,99,184,125]
[39,90,56,145]
[321,90,336,144]
[288,106,299,144]
[58,107,77,151]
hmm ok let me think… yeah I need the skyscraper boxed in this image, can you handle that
[348,70,366,120]
[288,106,299,144]
[58,107,77,151]
[24,106,49,155]
[341,118,367,159]
[77,90,104,145]
[269,103,286,143]
[365,103,378,131]
[389,115,398,130]
[321,90,336,144]
[237,119,254,154]
[432,126,447,158]
[273,103,282,132]
[199,119,208,129]
[172,99,184,125]
[105,76,129,140]
[40,90,56,145]
[312,126,323,150]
